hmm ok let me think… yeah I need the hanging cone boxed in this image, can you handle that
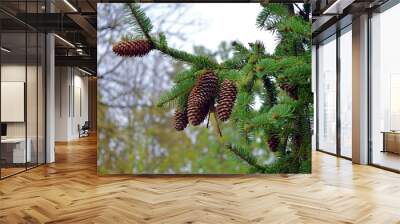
[187,100,212,126]
[216,79,237,121]
[267,134,280,152]
[188,71,218,106]
[260,0,269,7]
[279,82,298,100]
[187,71,218,126]
[294,133,303,147]
[173,109,188,131]
[112,39,153,57]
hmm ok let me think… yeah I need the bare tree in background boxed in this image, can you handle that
[98,4,203,111]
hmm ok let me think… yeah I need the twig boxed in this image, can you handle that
[209,104,222,138]
[206,111,211,129]
[213,112,222,138]
[294,4,307,18]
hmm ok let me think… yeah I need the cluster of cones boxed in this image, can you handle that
[173,71,237,131]
[111,40,238,131]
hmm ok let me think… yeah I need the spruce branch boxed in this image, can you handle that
[256,4,288,30]
[126,3,154,44]
[232,41,251,59]
[157,78,195,108]
[262,76,277,111]
[154,42,219,69]
[226,144,265,172]
[294,3,307,20]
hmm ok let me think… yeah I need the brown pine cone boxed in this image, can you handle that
[216,80,237,121]
[187,71,218,126]
[187,100,212,126]
[279,83,298,100]
[188,71,218,105]
[267,134,280,152]
[174,110,188,131]
[260,0,269,7]
[112,39,153,57]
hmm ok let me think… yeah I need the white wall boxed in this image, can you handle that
[1,65,26,141]
[1,82,25,122]
[55,66,69,141]
[1,65,38,138]
[72,73,89,138]
[1,63,46,164]
[55,67,89,141]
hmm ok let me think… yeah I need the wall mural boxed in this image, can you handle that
[97,3,312,174]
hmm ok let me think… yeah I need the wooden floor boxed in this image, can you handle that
[1,136,400,223]
[1,167,26,178]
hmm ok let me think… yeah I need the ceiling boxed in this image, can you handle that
[0,0,98,75]
[311,0,389,43]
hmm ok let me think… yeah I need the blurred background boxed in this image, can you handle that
[97,3,277,174]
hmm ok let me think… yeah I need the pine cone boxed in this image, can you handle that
[294,134,303,146]
[267,134,280,152]
[174,110,188,131]
[187,71,218,126]
[260,0,269,7]
[279,83,298,100]
[112,39,153,57]
[189,71,218,106]
[216,80,237,121]
[187,100,212,126]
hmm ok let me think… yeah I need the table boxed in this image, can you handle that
[1,138,31,163]
[381,131,400,154]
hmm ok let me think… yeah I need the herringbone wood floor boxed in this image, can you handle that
[1,135,400,224]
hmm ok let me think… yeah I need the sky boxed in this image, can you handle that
[145,3,277,54]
